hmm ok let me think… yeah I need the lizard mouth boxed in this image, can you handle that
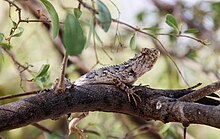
[151,49,160,57]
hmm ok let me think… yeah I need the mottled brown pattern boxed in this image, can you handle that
[74,47,160,105]
[74,48,160,85]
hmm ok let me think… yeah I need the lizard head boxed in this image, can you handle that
[141,48,160,56]
[130,47,160,78]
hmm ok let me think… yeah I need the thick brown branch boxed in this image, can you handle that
[0,83,220,132]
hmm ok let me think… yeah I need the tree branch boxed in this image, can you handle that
[0,83,220,132]
[178,81,220,102]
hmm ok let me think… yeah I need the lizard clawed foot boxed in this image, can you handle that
[113,78,142,106]
[126,88,142,106]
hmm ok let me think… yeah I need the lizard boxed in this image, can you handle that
[67,47,160,138]
[74,47,160,105]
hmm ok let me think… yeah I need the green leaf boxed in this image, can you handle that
[165,14,179,33]
[186,50,197,59]
[203,39,212,45]
[9,19,17,35]
[0,42,12,50]
[63,12,86,56]
[97,0,112,32]
[85,16,94,48]
[212,2,220,13]
[184,28,199,34]
[11,27,24,37]
[74,8,82,19]
[136,11,146,22]
[129,33,136,50]
[11,20,17,27]
[35,73,51,88]
[0,33,4,42]
[35,64,50,79]
[40,0,59,39]
[142,27,161,31]
[34,64,51,88]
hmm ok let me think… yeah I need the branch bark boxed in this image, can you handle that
[0,83,220,132]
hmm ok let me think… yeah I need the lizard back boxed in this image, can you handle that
[74,47,160,86]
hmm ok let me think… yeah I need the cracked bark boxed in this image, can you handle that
[0,83,220,132]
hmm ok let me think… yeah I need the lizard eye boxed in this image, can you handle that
[86,72,95,79]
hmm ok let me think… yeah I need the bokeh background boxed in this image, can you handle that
[0,0,220,138]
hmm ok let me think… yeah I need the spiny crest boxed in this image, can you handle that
[92,47,160,71]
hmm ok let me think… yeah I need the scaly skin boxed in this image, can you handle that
[74,48,160,86]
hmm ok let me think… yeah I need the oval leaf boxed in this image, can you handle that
[85,16,95,48]
[9,19,17,35]
[35,64,50,79]
[63,13,86,56]
[34,73,51,89]
[11,27,24,37]
[184,28,199,34]
[142,27,161,32]
[34,64,51,88]
[12,20,17,27]
[40,0,59,39]
[165,14,179,33]
[74,8,82,19]
[97,0,112,32]
[129,33,136,50]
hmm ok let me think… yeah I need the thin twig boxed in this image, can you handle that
[183,127,187,139]
[1,46,34,91]
[125,124,154,139]
[0,89,42,100]
[111,19,190,87]
[78,0,190,86]
[90,0,103,68]
[178,81,220,102]
[57,52,69,90]
[4,0,21,20]
[32,123,64,138]
[156,33,208,45]
[2,47,32,73]
[78,0,99,14]
[83,129,100,136]
[4,0,54,42]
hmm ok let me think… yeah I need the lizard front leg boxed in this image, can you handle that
[113,78,141,106]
